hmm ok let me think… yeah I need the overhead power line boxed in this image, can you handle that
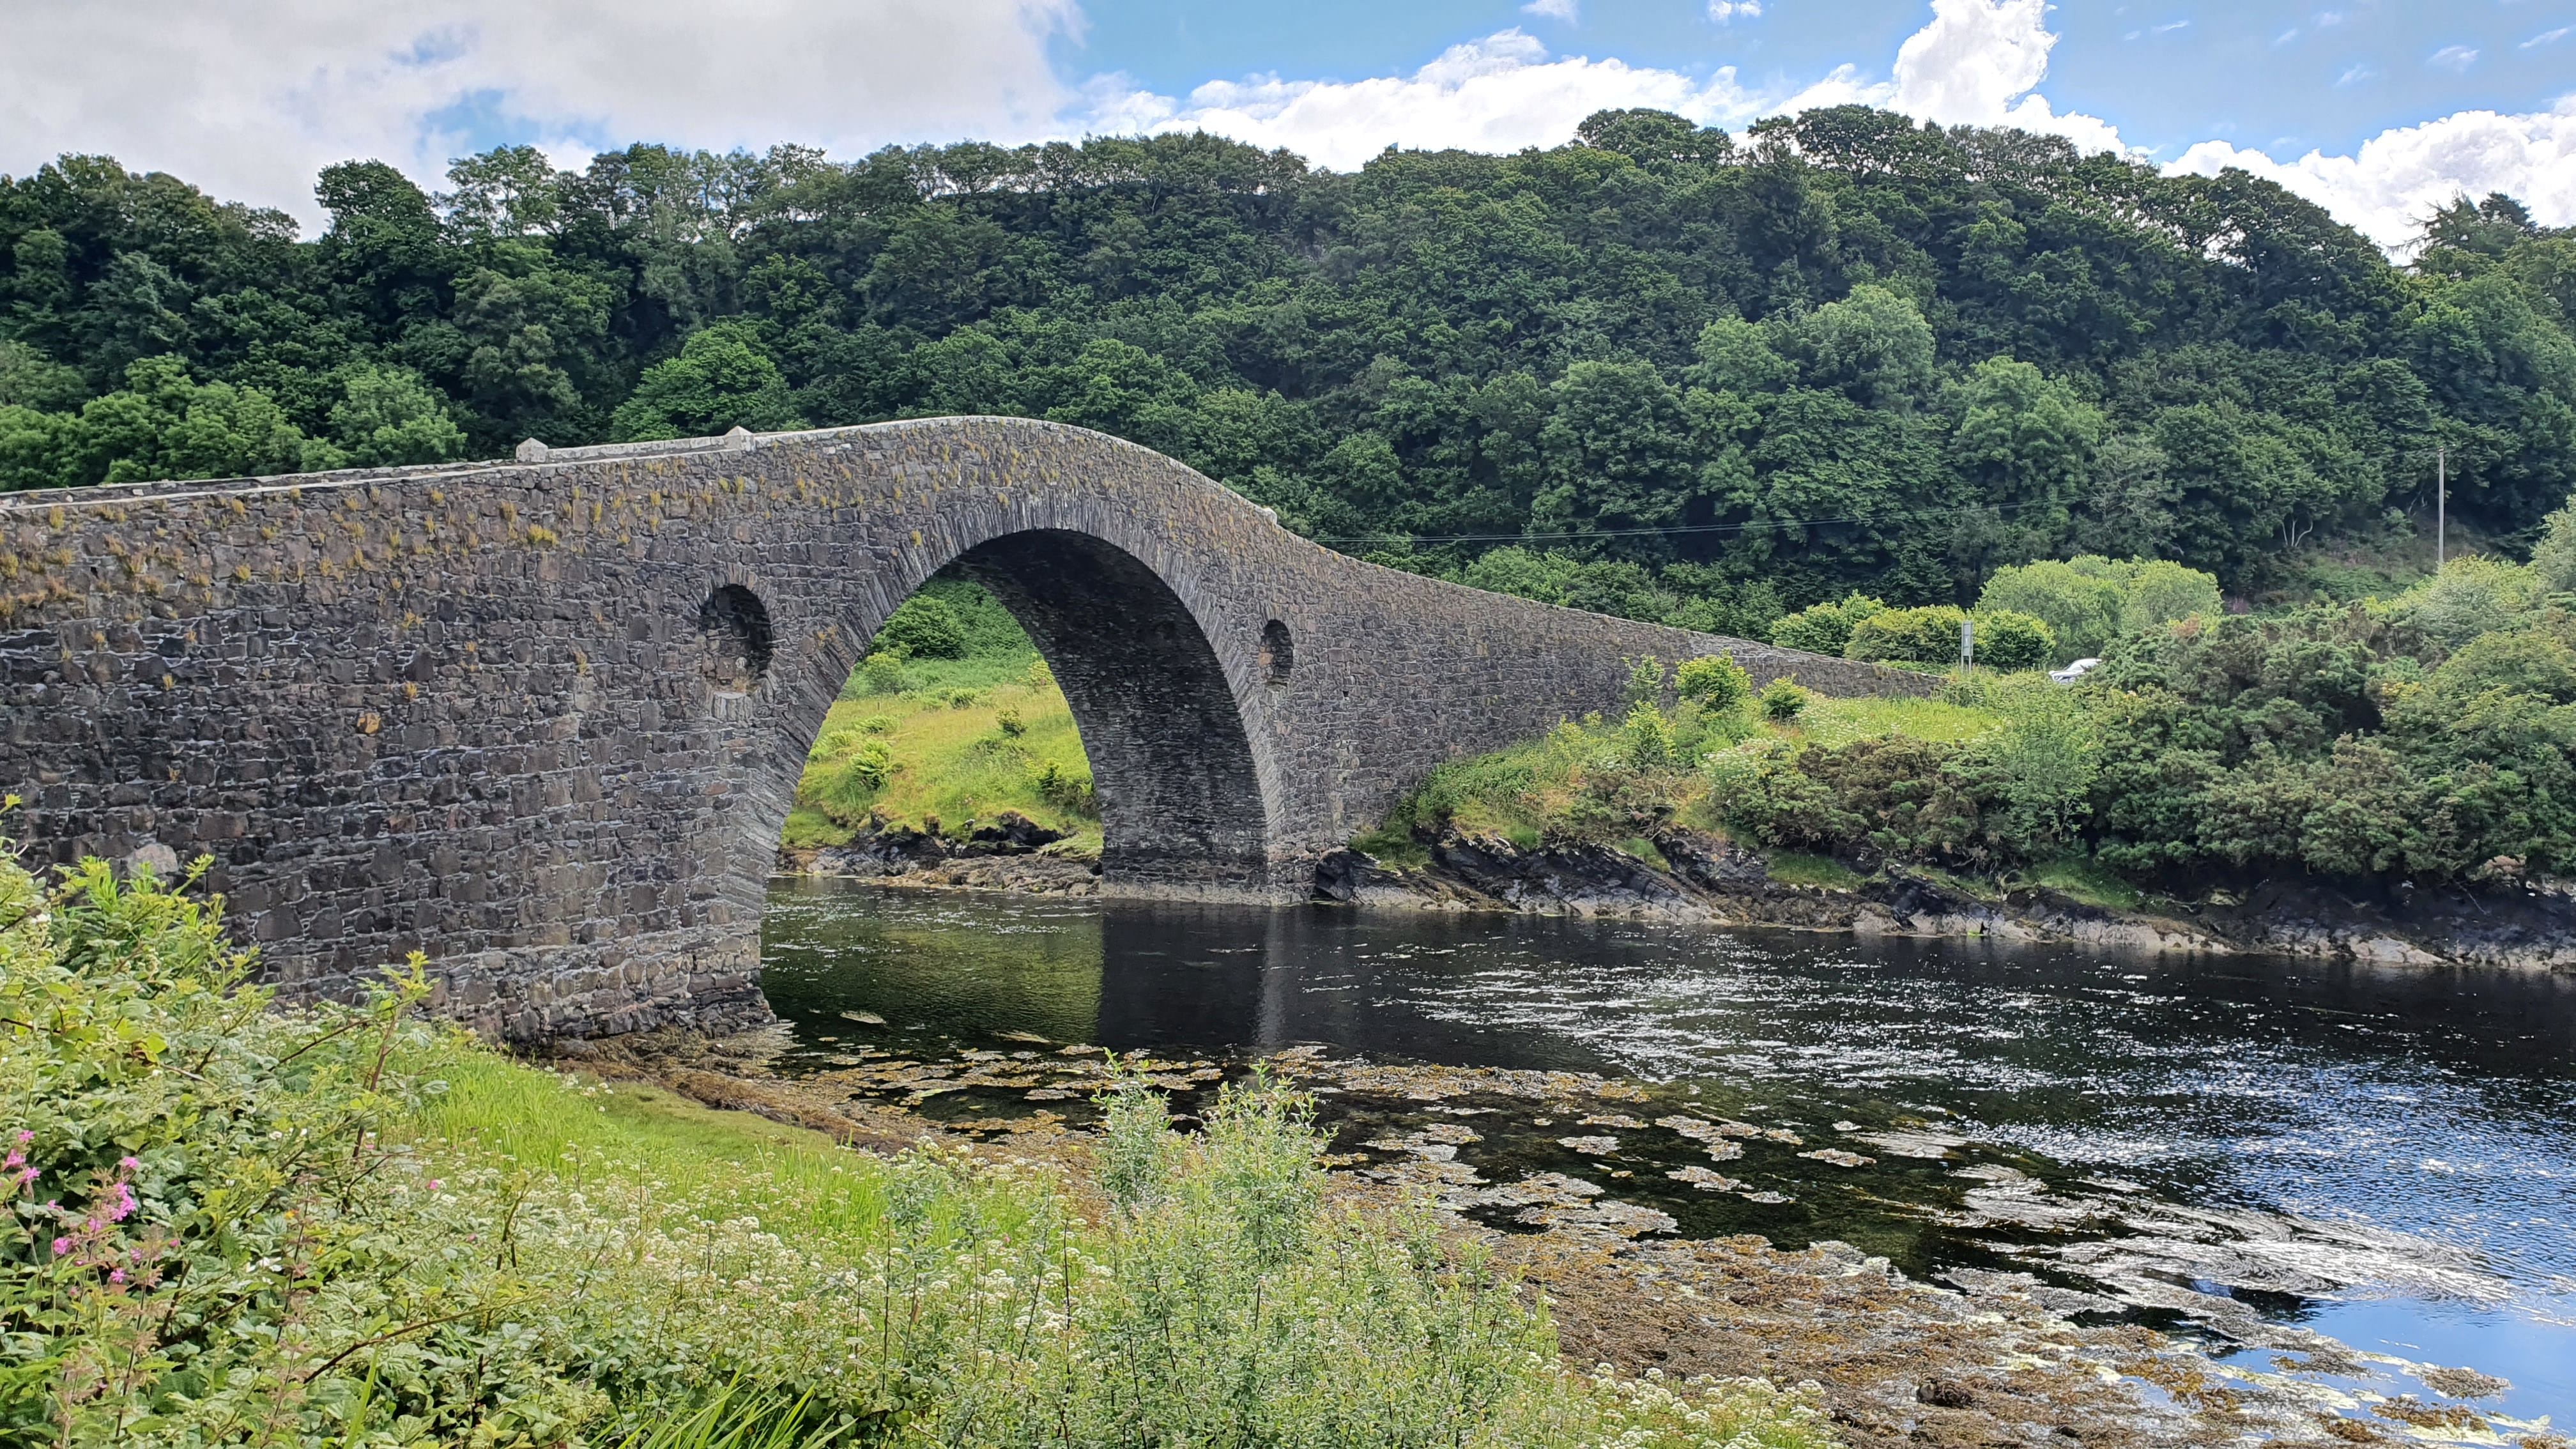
[1310,495,2064,548]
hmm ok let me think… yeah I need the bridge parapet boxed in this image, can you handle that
[0,418,1929,1038]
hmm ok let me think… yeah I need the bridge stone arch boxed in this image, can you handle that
[0,418,1929,1038]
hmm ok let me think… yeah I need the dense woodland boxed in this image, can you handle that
[6,107,2575,620]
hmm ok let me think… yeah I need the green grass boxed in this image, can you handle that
[1905,863,2003,903]
[397,1047,929,1245]
[1350,678,2028,868]
[1771,690,2004,748]
[787,649,1100,855]
[1347,820,1434,868]
[2021,854,2145,912]
[1764,851,1864,889]
[786,578,1105,855]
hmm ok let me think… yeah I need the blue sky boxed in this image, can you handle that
[1068,0,2575,160]
[4,0,2572,247]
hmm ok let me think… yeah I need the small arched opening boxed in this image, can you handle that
[698,583,774,696]
[1259,619,1294,687]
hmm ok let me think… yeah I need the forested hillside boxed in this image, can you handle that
[6,107,2573,615]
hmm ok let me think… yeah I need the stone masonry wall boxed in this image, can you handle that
[0,418,1932,1038]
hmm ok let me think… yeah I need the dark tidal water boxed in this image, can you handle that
[758,878,2576,1423]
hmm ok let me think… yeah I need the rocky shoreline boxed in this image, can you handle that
[549,1025,2555,1448]
[781,820,2576,972]
[780,813,1105,896]
[1318,828,2576,971]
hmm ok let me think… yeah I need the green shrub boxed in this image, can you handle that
[1768,593,1884,656]
[0,857,608,1446]
[1844,604,1966,666]
[1968,609,2054,670]
[1619,703,1678,770]
[1976,556,2218,662]
[856,653,911,694]
[1703,739,1828,845]
[1032,758,1099,817]
[840,739,894,790]
[873,593,968,659]
[1757,677,1810,722]
[2389,555,2540,648]
[2119,559,2222,632]
[1675,654,1752,713]
[1976,560,2125,661]
[2533,494,2576,595]
[1625,656,1669,709]
[910,577,1034,658]
[1949,685,2099,854]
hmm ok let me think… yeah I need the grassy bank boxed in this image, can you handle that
[1365,522,2576,903]
[0,848,1833,1447]
[783,578,1095,857]
[1356,675,2021,868]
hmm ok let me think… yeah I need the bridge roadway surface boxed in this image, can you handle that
[0,418,1928,1038]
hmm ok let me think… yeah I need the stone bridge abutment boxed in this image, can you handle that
[0,418,1928,1038]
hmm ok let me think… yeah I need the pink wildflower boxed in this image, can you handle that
[117,1156,139,1173]
[12,1130,28,1144]
[108,1269,125,1284]
[426,1179,442,1192]
[49,1237,68,1255]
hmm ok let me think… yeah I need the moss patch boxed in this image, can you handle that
[2023,855,2145,912]
[1764,852,1864,889]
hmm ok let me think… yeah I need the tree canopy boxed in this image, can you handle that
[6,111,2573,611]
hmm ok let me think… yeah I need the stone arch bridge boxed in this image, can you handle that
[0,419,1925,1038]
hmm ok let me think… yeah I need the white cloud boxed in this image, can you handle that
[2171,98,2576,247]
[1889,0,2053,125]
[2525,28,2572,50]
[0,0,1079,230]
[2338,64,2379,87]
[1107,0,2124,174]
[1523,0,1580,21]
[1112,31,1767,171]
[1883,0,2128,154]
[2428,45,2479,73]
[1707,1,1763,22]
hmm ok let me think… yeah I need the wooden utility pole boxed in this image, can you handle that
[2437,445,2447,567]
